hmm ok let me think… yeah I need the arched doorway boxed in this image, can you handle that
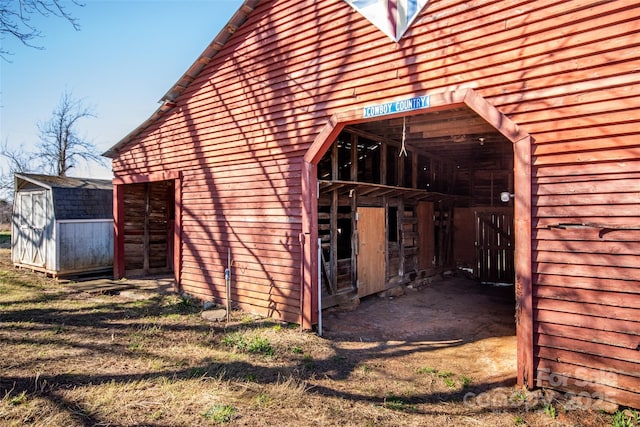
[301,88,534,388]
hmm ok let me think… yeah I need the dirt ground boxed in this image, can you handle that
[0,249,621,426]
[322,276,518,388]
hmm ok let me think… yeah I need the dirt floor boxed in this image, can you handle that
[322,276,518,388]
[0,249,624,426]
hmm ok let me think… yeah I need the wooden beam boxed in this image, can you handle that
[350,133,358,182]
[143,183,150,274]
[113,183,125,279]
[173,173,183,289]
[514,135,533,388]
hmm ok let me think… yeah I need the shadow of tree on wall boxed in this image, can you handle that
[113,0,373,323]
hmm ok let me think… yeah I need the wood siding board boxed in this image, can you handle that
[534,274,640,295]
[534,193,640,207]
[536,322,640,352]
[535,261,640,282]
[533,145,640,167]
[498,85,640,120]
[534,305,640,334]
[114,184,125,278]
[534,251,640,269]
[536,348,640,387]
[533,240,640,256]
[536,334,640,368]
[534,217,640,229]
[535,297,640,323]
[534,286,640,310]
[534,171,640,185]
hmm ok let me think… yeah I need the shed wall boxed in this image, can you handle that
[111,0,640,406]
[56,220,114,274]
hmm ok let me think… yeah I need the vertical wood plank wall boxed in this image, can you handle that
[111,0,640,406]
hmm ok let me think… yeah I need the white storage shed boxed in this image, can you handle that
[12,173,113,276]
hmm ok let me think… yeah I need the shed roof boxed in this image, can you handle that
[103,0,260,158]
[15,173,112,192]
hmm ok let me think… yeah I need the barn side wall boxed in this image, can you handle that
[111,0,640,406]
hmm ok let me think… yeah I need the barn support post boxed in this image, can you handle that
[302,116,346,330]
[173,172,183,291]
[514,135,533,388]
[113,183,125,279]
[300,161,317,329]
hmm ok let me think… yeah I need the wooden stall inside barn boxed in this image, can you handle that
[315,114,517,309]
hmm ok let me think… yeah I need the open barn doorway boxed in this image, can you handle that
[302,89,534,387]
[316,112,516,309]
[118,180,176,277]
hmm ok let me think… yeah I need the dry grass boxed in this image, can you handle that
[0,249,615,426]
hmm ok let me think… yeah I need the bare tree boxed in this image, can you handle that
[37,90,103,177]
[0,139,35,200]
[0,0,83,60]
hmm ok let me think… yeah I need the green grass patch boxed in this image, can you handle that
[612,410,640,427]
[383,395,417,412]
[8,391,27,406]
[221,332,274,356]
[202,404,236,423]
[542,403,556,419]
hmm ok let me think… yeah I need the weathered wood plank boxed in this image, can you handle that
[534,274,640,295]
[535,297,640,322]
[534,285,640,310]
[535,322,640,351]
[535,261,640,282]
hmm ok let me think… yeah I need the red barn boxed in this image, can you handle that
[104,0,640,408]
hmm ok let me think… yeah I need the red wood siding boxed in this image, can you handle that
[111,0,640,406]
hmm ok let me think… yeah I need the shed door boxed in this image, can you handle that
[18,191,47,267]
[357,207,386,297]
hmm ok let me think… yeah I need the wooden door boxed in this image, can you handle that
[18,191,47,267]
[123,181,174,276]
[357,207,386,297]
[475,209,514,284]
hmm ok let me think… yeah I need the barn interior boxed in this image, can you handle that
[317,107,516,309]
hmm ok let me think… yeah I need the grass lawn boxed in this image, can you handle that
[0,248,628,426]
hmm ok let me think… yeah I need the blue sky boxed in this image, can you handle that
[0,0,244,180]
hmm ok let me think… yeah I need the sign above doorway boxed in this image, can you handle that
[343,0,429,42]
[363,94,430,118]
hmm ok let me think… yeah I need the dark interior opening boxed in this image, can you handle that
[316,109,516,308]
